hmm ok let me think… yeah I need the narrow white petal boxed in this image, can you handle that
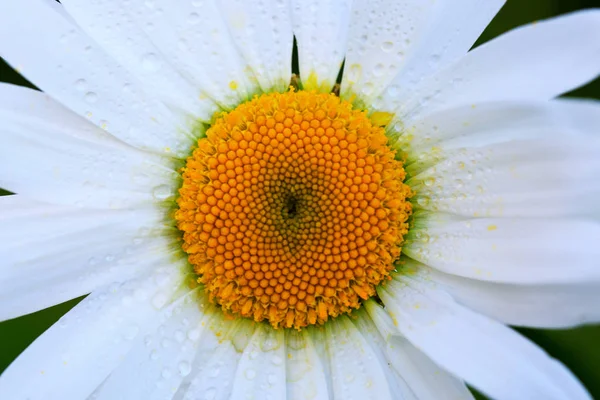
[179,316,255,400]
[291,0,351,91]
[0,83,177,208]
[343,0,504,103]
[385,10,600,120]
[350,309,420,400]
[219,0,293,93]
[307,328,334,399]
[230,325,287,399]
[0,195,172,321]
[379,277,591,400]
[404,104,600,218]
[61,0,255,114]
[404,215,600,284]
[285,330,329,400]
[324,316,394,400]
[93,290,204,400]
[413,260,600,328]
[0,268,188,400]
[0,0,192,156]
[363,303,473,400]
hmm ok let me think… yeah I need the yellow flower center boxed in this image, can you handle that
[175,90,412,329]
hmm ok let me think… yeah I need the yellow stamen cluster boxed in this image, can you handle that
[175,90,411,329]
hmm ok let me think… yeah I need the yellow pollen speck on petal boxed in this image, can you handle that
[229,81,238,90]
[487,225,497,231]
[369,111,394,127]
[175,90,412,330]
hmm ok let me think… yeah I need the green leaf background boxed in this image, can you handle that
[1,1,599,398]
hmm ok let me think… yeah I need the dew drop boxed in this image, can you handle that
[245,369,256,380]
[204,388,217,400]
[174,330,185,343]
[152,184,173,201]
[187,329,201,341]
[188,12,200,24]
[141,53,161,72]
[381,41,394,52]
[271,355,283,365]
[416,197,430,207]
[386,85,400,98]
[178,361,191,377]
[85,92,98,104]
[373,63,385,77]
[152,292,168,309]
[123,325,139,340]
[75,79,87,91]
[161,368,172,379]
[209,366,220,378]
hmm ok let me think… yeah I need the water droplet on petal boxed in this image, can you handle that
[188,12,200,24]
[245,369,256,380]
[152,292,168,309]
[141,53,161,72]
[85,92,98,104]
[271,355,282,365]
[187,328,201,341]
[178,361,191,376]
[204,388,217,400]
[75,79,87,91]
[152,184,173,200]
[381,41,394,52]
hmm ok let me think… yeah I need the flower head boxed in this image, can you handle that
[1,1,600,399]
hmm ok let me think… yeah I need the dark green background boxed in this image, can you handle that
[1,1,599,398]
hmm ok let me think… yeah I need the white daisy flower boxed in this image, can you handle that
[1,0,600,399]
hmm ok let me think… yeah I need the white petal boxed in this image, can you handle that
[230,325,287,399]
[179,315,254,400]
[412,259,600,328]
[61,0,254,114]
[404,215,600,284]
[363,303,474,400]
[0,83,177,208]
[407,133,600,218]
[303,328,334,399]
[385,10,600,120]
[291,0,351,91]
[92,290,204,400]
[379,277,591,400]
[0,0,192,156]
[285,330,329,400]
[323,316,394,400]
[0,195,172,321]
[342,0,504,103]
[0,268,188,400]
[218,0,293,93]
[402,99,600,168]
